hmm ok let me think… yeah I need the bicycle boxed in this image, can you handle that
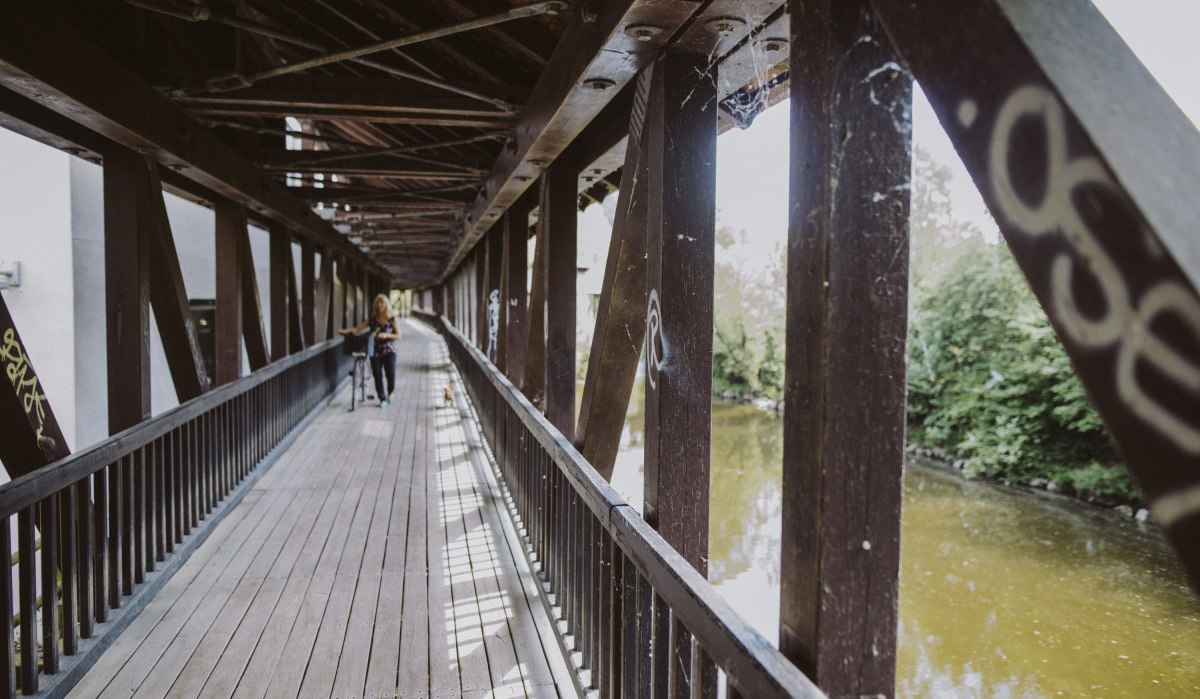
[342,331,376,411]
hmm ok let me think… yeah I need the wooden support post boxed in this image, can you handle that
[867,0,1200,590]
[524,196,549,410]
[316,250,333,342]
[239,223,269,371]
[143,158,209,400]
[104,147,152,431]
[476,248,488,351]
[543,162,578,441]
[301,241,315,346]
[269,225,290,361]
[333,256,346,331]
[287,246,305,353]
[642,51,717,574]
[0,295,72,477]
[486,225,504,364]
[503,201,531,386]
[214,199,244,385]
[780,1,910,695]
[577,70,651,478]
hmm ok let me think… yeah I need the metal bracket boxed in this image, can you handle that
[0,261,20,289]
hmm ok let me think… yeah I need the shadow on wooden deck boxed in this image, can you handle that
[66,320,573,699]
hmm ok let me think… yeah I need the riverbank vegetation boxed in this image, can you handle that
[711,146,1137,504]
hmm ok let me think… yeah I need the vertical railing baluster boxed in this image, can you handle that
[107,460,121,610]
[205,410,215,515]
[565,490,576,646]
[120,454,133,597]
[693,642,718,699]
[59,487,77,657]
[669,616,692,699]
[152,439,164,566]
[651,593,670,698]
[599,533,614,699]
[17,508,36,695]
[96,465,112,619]
[574,493,585,654]
[0,516,13,699]
[164,433,175,554]
[635,573,652,699]
[587,512,599,684]
[40,497,59,676]
[128,449,143,587]
[76,479,93,639]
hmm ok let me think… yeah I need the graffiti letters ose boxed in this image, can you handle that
[1,327,49,445]
[981,85,1200,456]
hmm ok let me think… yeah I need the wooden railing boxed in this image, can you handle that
[0,340,349,698]
[429,313,824,699]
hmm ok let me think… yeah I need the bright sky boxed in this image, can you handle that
[713,0,1200,268]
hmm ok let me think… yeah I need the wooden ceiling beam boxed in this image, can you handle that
[177,78,520,117]
[0,2,386,277]
[444,0,701,277]
[184,104,510,128]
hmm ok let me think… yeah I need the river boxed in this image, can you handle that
[604,399,1200,698]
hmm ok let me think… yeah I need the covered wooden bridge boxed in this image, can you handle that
[1,0,1199,697]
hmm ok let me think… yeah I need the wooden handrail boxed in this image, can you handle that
[431,312,824,698]
[0,338,341,519]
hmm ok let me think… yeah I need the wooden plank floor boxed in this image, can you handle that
[69,320,574,699]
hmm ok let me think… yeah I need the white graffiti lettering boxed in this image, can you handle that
[983,85,1200,454]
[487,289,500,360]
[1,327,49,444]
[646,289,663,389]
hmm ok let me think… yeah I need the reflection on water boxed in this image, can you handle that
[608,396,1200,698]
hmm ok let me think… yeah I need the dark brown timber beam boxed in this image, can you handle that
[543,162,578,441]
[576,71,650,479]
[642,50,717,576]
[502,195,533,384]
[641,49,718,697]
[183,104,511,128]
[0,295,72,478]
[444,0,700,276]
[485,224,505,364]
[870,0,1200,591]
[104,147,153,433]
[270,225,291,362]
[523,213,548,408]
[214,200,245,385]
[176,81,516,117]
[0,2,384,278]
[780,1,910,695]
[145,158,211,401]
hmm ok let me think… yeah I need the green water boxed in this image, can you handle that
[606,399,1200,697]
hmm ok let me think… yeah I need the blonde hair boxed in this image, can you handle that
[372,294,394,320]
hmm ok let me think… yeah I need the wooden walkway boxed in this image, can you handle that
[68,320,573,699]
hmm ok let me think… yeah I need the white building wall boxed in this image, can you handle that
[0,128,77,475]
[2,126,277,475]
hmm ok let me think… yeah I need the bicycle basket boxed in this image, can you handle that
[342,331,371,355]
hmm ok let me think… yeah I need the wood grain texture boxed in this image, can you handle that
[781,1,910,695]
[68,323,569,699]
[642,50,717,576]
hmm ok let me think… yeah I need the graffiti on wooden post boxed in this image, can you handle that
[1,327,52,449]
[487,288,500,360]
[645,289,664,389]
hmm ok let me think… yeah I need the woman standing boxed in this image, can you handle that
[339,294,401,407]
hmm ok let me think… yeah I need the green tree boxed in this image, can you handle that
[906,240,1132,501]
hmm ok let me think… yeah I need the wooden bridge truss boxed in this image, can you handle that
[0,0,1198,697]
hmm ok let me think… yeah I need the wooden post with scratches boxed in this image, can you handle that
[781,1,910,695]
[543,162,578,441]
[642,51,717,575]
[105,146,152,429]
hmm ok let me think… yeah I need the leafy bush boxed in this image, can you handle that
[906,238,1135,502]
